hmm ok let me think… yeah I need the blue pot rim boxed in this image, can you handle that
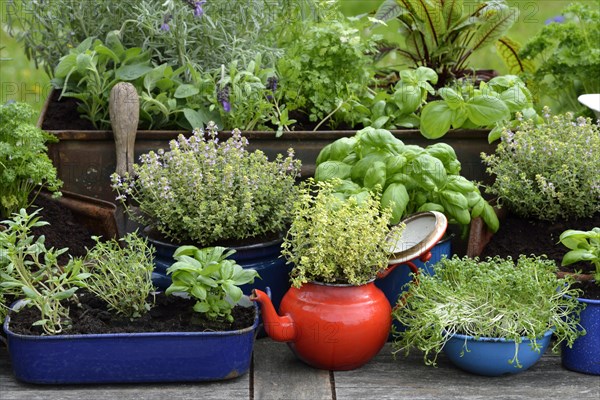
[446,328,555,343]
[3,301,259,341]
[564,292,600,305]
[144,228,283,251]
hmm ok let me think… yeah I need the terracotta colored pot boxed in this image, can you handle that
[251,281,391,371]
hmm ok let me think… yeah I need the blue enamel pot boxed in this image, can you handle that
[3,300,259,384]
[148,234,291,314]
[562,296,600,375]
[442,329,554,376]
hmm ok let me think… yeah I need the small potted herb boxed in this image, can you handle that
[252,179,404,370]
[472,109,600,259]
[392,255,584,376]
[559,227,600,375]
[112,122,301,309]
[1,210,259,384]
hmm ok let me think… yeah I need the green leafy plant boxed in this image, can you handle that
[560,228,600,285]
[282,179,404,288]
[373,0,528,87]
[520,3,600,117]
[315,127,498,234]
[393,255,585,367]
[420,75,538,140]
[112,123,301,245]
[165,246,259,322]
[52,33,153,129]
[0,102,62,219]
[349,66,437,130]
[277,19,376,127]
[482,109,600,221]
[0,209,89,334]
[83,233,155,319]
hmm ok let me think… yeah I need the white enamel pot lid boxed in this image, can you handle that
[387,211,448,265]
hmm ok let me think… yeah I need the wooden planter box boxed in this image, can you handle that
[39,90,497,202]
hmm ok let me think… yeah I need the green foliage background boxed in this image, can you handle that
[0,1,586,121]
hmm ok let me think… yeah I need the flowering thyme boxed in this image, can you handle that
[111,122,301,244]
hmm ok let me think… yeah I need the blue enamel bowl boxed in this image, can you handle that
[442,329,554,376]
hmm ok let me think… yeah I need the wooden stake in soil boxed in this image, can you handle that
[110,82,139,234]
[110,82,139,176]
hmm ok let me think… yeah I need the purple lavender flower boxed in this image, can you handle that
[193,0,206,18]
[267,76,278,92]
[217,85,231,113]
[545,15,565,25]
[161,13,172,32]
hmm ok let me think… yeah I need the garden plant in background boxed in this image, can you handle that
[520,2,600,117]
[393,255,584,368]
[372,0,528,88]
[0,102,62,219]
[111,122,301,245]
[83,233,156,319]
[166,246,259,322]
[482,108,600,221]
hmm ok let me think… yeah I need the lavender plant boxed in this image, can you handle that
[112,123,301,245]
[83,233,155,319]
[482,108,600,221]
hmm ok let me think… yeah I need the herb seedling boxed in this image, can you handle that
[0,209,89,334]
[166,246,259,322]
[393,255,584,367]
[559,228,600,284]
[83,232,156,319]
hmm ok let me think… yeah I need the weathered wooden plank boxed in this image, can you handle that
[253,339,333,400]
[333,343,600,400]
[0,346,249,400]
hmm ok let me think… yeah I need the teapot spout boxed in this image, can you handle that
[250,289,296,342]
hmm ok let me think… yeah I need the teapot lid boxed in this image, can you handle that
[387,211,448,265]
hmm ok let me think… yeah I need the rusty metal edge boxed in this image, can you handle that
[38,189,119,239]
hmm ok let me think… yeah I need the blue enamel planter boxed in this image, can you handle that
[149,235,291,314]
[442,329,553,376]
[562,296,600,375]
[3,303,259,384]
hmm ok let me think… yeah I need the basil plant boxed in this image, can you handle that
[315,127,499,234]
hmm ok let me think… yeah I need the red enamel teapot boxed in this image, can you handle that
[251,211,447,371]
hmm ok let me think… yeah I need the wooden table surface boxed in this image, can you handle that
[1,340,599,400]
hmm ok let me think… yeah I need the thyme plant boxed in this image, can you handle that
[0,209,89,335]
[112,123,301,245]
[282,179,404,288]
[0,102,62,219]
[393,255,584,368]
[166,246,258,322]
[482,109,600,221]
[83,233,155,319]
